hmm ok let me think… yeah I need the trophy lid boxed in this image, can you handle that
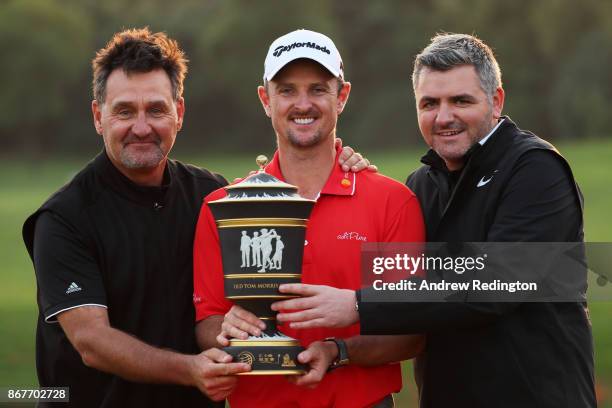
[211,155,315,204]
[224,171,297,191]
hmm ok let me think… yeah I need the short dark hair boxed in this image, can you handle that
[412,33,502,100]
[92,27,188,103]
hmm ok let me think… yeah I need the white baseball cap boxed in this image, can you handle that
[263,29,344,81]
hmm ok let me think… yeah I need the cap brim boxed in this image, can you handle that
[265,56,341,81]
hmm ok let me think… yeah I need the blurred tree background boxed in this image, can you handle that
[1,1,611,406]
[0,0,610,159]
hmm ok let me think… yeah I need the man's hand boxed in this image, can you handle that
[216,305,266,346]
[272,284,359,329]
[57,306,249,398]
[336,138,378,172]
[189,348,251,401]
[288,340,338,388]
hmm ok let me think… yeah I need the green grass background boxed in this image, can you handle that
[1,140,610,407]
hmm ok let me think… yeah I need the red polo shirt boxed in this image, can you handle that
[194,147,425,408]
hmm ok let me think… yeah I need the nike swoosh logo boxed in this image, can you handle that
[477,176,493,188]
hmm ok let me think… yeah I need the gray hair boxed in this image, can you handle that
[412,33,502,100]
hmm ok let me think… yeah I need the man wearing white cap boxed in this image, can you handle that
[268,33,596,408]
[193,29,426,408]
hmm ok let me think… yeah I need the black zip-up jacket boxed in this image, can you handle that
[358,117,596,407]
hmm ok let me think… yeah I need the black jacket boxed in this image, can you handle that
[358,118,596,408]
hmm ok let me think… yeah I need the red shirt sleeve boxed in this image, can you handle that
[384,191,426,243]
[193,191,233,322]
[381,188,426,280]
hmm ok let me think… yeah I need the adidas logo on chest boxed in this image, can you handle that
[65,282,82,294]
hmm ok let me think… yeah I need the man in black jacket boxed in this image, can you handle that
[272,33,596,407]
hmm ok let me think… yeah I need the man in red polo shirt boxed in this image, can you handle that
[193,29,425,408]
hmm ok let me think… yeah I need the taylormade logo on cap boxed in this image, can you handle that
[263,29,344,81]
[273,42,331,58]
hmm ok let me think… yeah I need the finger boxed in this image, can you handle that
[351,155,371,173]
[277,283,320,296]
[224,312,264,336]
[207,381,238,401]
[221,321,251,340]
[273,296,318,313]
[216,332,230,347]
[277,309,320,324]
[294,369,324,387]
[204,375,238,390]
[208,386,235,400]
[208,392,227,402]
[288,318,328,330]
[208,362,252,376]
[344,152,363,170]
[297,349,313,364]
[213,384,236,395]
[229,306,266,330]
[223,314,261,337]
[224,362,252,375]
[367,164,378,172]
[211,373,238,385]
[338,147,356,172]
[338,146,354,163]
[203,348,233,363]
[294,373,317,387]
[334,137,343,148]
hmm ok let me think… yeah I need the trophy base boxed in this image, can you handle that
[224,332,306,375]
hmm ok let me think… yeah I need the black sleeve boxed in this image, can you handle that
[33,211,107,323]
[487,149,582,242]
[215,172,229,188]
[405,170,416,186]
[359,149,583,334]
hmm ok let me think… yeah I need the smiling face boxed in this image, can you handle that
[258,59,350,149]
[92,68,184,184]
[414,65,504,170]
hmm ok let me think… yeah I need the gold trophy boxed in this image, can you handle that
[207,156,314,374]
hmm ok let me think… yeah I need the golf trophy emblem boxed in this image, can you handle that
[207,155,315,375]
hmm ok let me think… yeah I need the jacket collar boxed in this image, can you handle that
[264,145,356,197]
[419,117,517,220]
[420,116,513,172]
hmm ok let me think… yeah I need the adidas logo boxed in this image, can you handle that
[65,282,82,294]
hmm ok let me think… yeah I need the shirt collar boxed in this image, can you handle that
[478,117,505,146]
[264,145,356,197]
[94,149,173,206]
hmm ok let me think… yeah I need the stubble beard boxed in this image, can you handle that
[120,143,164,169]
[433,106,495,165]
[286,129,324,148]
